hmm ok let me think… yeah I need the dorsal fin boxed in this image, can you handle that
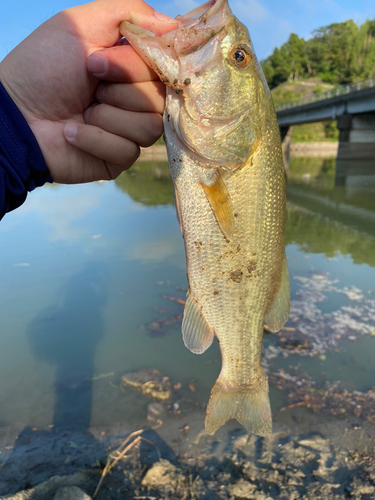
[265,253,290,332]
[182,292,215,354]
[201,171,235,241]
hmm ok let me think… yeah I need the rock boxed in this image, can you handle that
[54,486,92,500]
[229,479,256,498]
[141,459,184,494]
[351,483,375,496]
[147,402,165,423]
[0,472,92,500]
[121,369,172,400]
[297,436,330,453]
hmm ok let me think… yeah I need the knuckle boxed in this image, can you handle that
[98,83,128,108]
[116,143,140,172]
[138,113,164,147]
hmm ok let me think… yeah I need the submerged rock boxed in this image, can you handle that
[121,368,172,400]
[228,478,256,498]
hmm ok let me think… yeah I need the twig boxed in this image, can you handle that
[93,429,160,498]
[162,294,186,305]
[280,401,307,411]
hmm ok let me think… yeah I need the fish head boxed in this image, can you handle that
[121,0,271,168]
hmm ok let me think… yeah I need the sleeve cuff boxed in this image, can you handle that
[0,81,53,219]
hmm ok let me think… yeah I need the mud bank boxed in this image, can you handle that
[1,410,375,500]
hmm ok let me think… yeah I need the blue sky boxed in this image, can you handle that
[0,0,374,62]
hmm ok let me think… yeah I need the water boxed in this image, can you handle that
[0,156,375,492]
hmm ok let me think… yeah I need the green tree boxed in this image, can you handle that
[262,18,375,89]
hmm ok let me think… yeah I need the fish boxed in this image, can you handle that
[120,0,290,436]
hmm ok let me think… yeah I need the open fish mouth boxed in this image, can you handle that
[169,0,231,56]
[119,0,232,86]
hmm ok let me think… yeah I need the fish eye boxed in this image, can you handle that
[230,44,251,68]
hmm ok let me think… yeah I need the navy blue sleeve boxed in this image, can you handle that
[0,82,53,220]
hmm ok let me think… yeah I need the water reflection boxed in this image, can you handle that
[27,262,109,430]
[115,161,174,206]
[286,157,375,242]
[0,154,375,496]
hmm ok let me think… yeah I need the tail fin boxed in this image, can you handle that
[205,376,272,437]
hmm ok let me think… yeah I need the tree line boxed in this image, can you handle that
[261,19,375,89]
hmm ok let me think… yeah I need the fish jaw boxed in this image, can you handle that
[120,0,232,92]
[119,22,180,87]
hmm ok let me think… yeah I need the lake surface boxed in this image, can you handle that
[0,155,375,479]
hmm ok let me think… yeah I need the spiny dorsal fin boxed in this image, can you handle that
[201,171,234,241]
[265,253,290,332]
[182,292,215,354]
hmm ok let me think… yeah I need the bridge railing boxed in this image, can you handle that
[275,76,375,113]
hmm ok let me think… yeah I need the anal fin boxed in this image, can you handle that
[265,253,290,332]
[201,171,234,241]
[182,293,214,354]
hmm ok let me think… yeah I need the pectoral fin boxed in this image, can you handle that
[201,171,234,241]
[182,293,214,354]
[265,253,290,332]
[174,188,184,238]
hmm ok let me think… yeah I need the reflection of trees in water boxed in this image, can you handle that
[114,158,375,266]
[286,205,375,267]
[289,157,336,189]
[115,162,174,206]
[27,262,109,431]
[287,157,375,266]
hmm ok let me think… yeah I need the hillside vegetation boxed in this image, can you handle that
[261,18,375,142]
[261,19,375,89]
[270,78,339,142]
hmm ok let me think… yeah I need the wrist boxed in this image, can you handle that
[0,82,52,218]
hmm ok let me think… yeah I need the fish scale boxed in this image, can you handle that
[121,0,290,436]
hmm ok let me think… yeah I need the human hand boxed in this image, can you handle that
[0,0,177,183]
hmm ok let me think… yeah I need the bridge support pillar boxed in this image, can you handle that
[279,126,290,143]
[336,113,375,185]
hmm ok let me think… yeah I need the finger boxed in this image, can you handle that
[84,104,163,148]
[96,81,166,114]
[64,122,140,176]
[87,45,159,82]
[70,0,178,48]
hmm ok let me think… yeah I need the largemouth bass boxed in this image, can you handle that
[121,0,290,437]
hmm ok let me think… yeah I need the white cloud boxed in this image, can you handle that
[16,193,102,242]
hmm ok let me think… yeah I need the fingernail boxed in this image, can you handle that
[83,103,99,123]
[64,123,78,140]
[87,53,108,77]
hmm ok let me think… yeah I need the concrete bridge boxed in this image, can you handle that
[275,77,375,184]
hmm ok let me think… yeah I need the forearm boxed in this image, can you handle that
[0,82,52,220]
